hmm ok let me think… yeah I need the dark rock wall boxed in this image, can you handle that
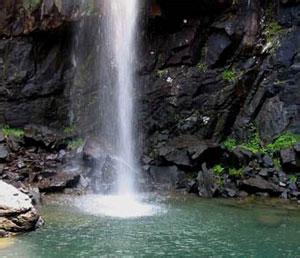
[0,0,299,196]
[140,0,300,164]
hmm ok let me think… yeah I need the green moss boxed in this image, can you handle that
[64,126,76,135]
[223,131,300,156]
[2,126,24,138]
[157,69,168,78]
[290,175,297,184]
[222,69,238,82]
[23,0,42,10]
[264,21,284,43]
[229,167,244,178]
[213,164,225,176]
[67,138,84,150]
[223,138,238,151]
[241,131,265,154]
[196,63,208,73]
[273,158,281,169]
[216,177,225,187]
[266,132,300,153]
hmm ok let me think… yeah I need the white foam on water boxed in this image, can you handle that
[74,195,165,219]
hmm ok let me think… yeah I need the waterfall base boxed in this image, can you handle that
[74,195,164,218]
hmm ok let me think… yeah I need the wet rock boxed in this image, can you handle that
[197,163,218,198]
[240,176,285,196]
[231,147,253,165]
[37,166,81,193]
[148,166,185,190]
[24,125,65,150]
[0,180,43,237]
[206,32,232,66]
[0,146,9,162]
[280,148,298,171]
[261,155,274,168]
[0,133,5,143]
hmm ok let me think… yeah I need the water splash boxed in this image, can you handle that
[103,0,139,195]
[74,195,165,218]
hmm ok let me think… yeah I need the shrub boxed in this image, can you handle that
[241,131,265,154]
[157,69,168,78]
[229,167,244,178]
[67,138,84,150]
[266,132,300,153]
[222,69,238,82]
[223,138,238,151]
[196,63,208,73]
[290,175,297,184]
[2,126,24,138]
[264,21,283,43]
[213,164,225,175]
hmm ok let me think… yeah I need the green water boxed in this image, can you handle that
[1,195,300,257]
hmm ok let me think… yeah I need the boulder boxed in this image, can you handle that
[0,146,9,162]
[240,176,285,196]
[280,148,299,172]
[197,163,218,198]
[148,166,185,190]
[24,124,65,150]
[0,181,43,237]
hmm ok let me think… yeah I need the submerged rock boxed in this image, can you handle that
[0,181,43,237]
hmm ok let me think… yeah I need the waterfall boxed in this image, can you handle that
[103,0,139,196]
[73,0,162,218]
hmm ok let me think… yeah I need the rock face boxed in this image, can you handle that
[0,0,300,200]
[0,180,42,237]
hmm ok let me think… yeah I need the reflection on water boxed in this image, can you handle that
[1,195,300,257]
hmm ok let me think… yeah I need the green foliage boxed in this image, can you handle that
[196,63,208,73]
[223,138,238,151]
[241,131,265,154]
[290,175,297,184]
[229,167,244,178]
[2,126,24,138]
[223,131,300,156]
[213,164,225,176]
[222,69,238,82]
[67,138,84,151]
[23,0,41,10]
[64,126,76,135]
[273,158,281,169]
[264,21,284,43]
[266,132,300,153]
[157,69,168,78]
[216,177,225,186]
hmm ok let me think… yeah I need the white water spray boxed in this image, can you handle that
[105,0,138,196]
[73,0,163,218]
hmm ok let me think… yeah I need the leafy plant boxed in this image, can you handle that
[273,158,281,169]
[223,138,238,151]
[2,126,24,138]
[157,69,168,78]
[266,132,300,153]
[222,69,238,82]
[213,164,225,175]
[228,167,244,178]
[290,175,297,184]
[23,0,41,10]
[264,21,283,43]
[196,63,208,73]
[67,138,84,150]
[241,131,265,154]
[64,126,76,135]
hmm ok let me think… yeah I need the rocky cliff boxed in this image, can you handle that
[0,0,300,200]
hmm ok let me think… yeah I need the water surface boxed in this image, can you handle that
[1,195,300,257]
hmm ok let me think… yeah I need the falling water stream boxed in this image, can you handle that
[74,0,159,218]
